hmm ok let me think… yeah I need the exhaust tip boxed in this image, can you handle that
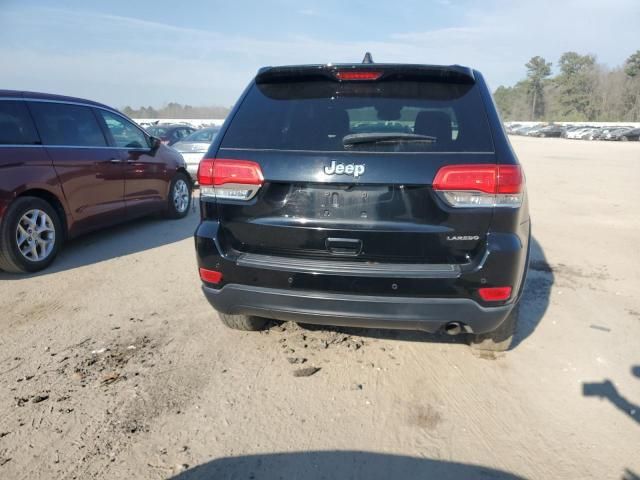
[444,322,463,336]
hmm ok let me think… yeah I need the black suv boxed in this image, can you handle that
[194,58,530,351]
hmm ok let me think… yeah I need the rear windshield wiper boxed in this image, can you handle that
[343,133,437,147]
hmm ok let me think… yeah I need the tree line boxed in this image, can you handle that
[494,50,640,122]
[121,102,231,119]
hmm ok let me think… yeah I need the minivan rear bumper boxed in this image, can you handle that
[202,283,513,334]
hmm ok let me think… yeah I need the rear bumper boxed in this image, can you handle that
[202,284,513,334]
[196,219,529,334]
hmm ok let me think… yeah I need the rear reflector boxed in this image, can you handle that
[199,268,223,284]
[198,158,264,200]
[433,164,523,208]
[478,286,512,301]
[335,70,383,81]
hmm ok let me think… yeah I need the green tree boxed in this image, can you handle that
[121,106,135,117]
[493,82,531,121]
[554,52,597,120]
[624,50,640,77]
[494,50,640,122]
[525,56,552,120]
[623,50,640,121]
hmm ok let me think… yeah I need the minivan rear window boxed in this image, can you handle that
[29,102,107,147]
[0,101,40,145]
[220,79,494,153]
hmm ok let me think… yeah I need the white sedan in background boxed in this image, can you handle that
[172,127,220,182]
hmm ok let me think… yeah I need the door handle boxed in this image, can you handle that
[326,237,362,256]
[108,158,123,163]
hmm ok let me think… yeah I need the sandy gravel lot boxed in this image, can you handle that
[0,136,639,480]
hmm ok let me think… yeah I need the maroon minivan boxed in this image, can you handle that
[0,90,192,273]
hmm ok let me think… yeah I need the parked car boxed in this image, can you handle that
[584,127,605,140]
[532,125,565,138]
[172,127,221,181]
[576,127,600,140]
[511,125,539,136]
[566,127,593,139]
[505,123,522,134]
[606,127,634,140]
[561,126,582,138]
[524,125,548,136]
[0,90,193,273]
[145,124,196,146]
[194,59,530,352]
[618,127,640,141]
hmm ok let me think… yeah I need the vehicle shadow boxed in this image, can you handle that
[623,469,640,480]
[297,236,553,350]
[582,365,640,425]
[169,451,526,480]
[0,209,198,281]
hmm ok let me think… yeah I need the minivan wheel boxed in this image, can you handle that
[218,312,269,331]
[469,304,519,352]
[165,173,192,219]
[0,197,63,273]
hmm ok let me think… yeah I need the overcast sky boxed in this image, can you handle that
[1,0,638,108]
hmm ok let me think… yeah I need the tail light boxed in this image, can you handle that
[199,268,223,284]
[198,158,264,200]
[433,164,523,208]
[478,286,512,301]
[334,70,383,81]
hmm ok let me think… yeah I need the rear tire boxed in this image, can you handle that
[0,197,63,273]
[218,312,268,331]
[165,172,192,219]
[469,304,519,352]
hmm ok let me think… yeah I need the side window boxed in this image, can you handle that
[0,100,40,145]
[178,128,192,139]
[99,110,148,149]
[29,102,107,147]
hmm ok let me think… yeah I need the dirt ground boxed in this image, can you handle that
[0,136,639,480]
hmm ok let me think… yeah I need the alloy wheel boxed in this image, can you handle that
[15,209,56,262]
[173,179,190,213]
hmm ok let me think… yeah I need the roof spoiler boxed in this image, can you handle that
[256,64,475,84]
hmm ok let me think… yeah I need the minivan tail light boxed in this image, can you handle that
[198,158,264,200]
[433,164,523,208]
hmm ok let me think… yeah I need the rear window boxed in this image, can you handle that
[184,128,219,143]
[147,126,168,137]
[221,79,494,153]
[0,100,40,145]
[29,102,107,147]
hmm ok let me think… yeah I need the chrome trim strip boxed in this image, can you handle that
[0,144,44,148]
[236,253,462,279]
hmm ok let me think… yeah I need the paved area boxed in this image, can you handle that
[0,136,639,479]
